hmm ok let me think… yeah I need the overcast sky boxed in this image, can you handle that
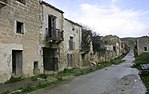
[44,0,149,38]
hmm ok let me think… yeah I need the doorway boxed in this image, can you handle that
[67,54,73,67]
[12,50,23,76]
[33,61,39,75]
[43,48,58,71]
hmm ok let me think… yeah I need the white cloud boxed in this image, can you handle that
[111,0,119,3]
[65,3,149,38]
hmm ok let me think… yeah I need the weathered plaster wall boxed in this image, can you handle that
[40,3,64,71]
[0,0,42,83]
[40,4,64,44]
[62,19,82,69]
[137,36,149,55]
[0,43,23,83]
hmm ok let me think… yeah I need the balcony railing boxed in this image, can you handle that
[69,40,75,50]
[0,0,7,8]
[46,28,63,43]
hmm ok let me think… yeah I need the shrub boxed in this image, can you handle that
[30,76,38,81]
[38,74,48,79]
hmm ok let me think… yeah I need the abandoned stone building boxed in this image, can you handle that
[0,0,42,83]
[103,35,122,58]
[39,1,64,72]
[92,35,123,62]
[121,41,129,54]
[63,18,82,68]
[137,36,149,55]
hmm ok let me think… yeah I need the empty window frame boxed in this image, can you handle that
[69,37,74,50]
[16,0,26,5]
[48,15,56,37]
[67,54,73,67]
[16,21,24,34]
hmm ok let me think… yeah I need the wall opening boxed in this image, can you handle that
[67,54,73,67]
[81,54,86,66]
[113,46,116,52]
[16,21,24,34]
[33,61,39,75]
[69,37,74,50]
[16,0,26,5]
[144,47,148,51]
[48,15,56,37]
[12,50,23,76]
[43,47,58,71]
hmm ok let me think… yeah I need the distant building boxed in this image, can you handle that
[137,36,149,55]
[103,35,122,57]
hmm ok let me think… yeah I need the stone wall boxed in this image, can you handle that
[40,1,64,71]
[40,2,64,44]
[62,19,82,69]
[0,0,42,83]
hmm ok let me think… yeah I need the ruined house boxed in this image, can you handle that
[0,0,41,83]
[40,1,64,72]
[102,35,122,60]
[63,18,82,69]
[121,41,129,54]
[91,35,106,63]
[137,36,149,55]
[81,27,94,66]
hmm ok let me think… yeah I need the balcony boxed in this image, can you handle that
[0,0,7,8]
[46,28,63,43]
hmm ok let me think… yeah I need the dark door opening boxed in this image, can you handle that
[12,50,22,76]
[67,54,73,67]
[33,61,39,75]
[43,48,58,71]
[81,54,85,66]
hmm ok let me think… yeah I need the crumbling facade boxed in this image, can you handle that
[81,27,94,66]
[91,35,123,63]
[62,18,82,69]
[40,1,64,72]
[103,35,122,58]
[137,36,149,55]
[0,0,41,83]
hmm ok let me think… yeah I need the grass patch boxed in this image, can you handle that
[134,53,149,94]
[134,53,149,70]
[57,69,76,76]
[141,76,149,94]
[5,76,25,84]
[38,74,48,79]
[2,90,10,94]
[10,80,64,94]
